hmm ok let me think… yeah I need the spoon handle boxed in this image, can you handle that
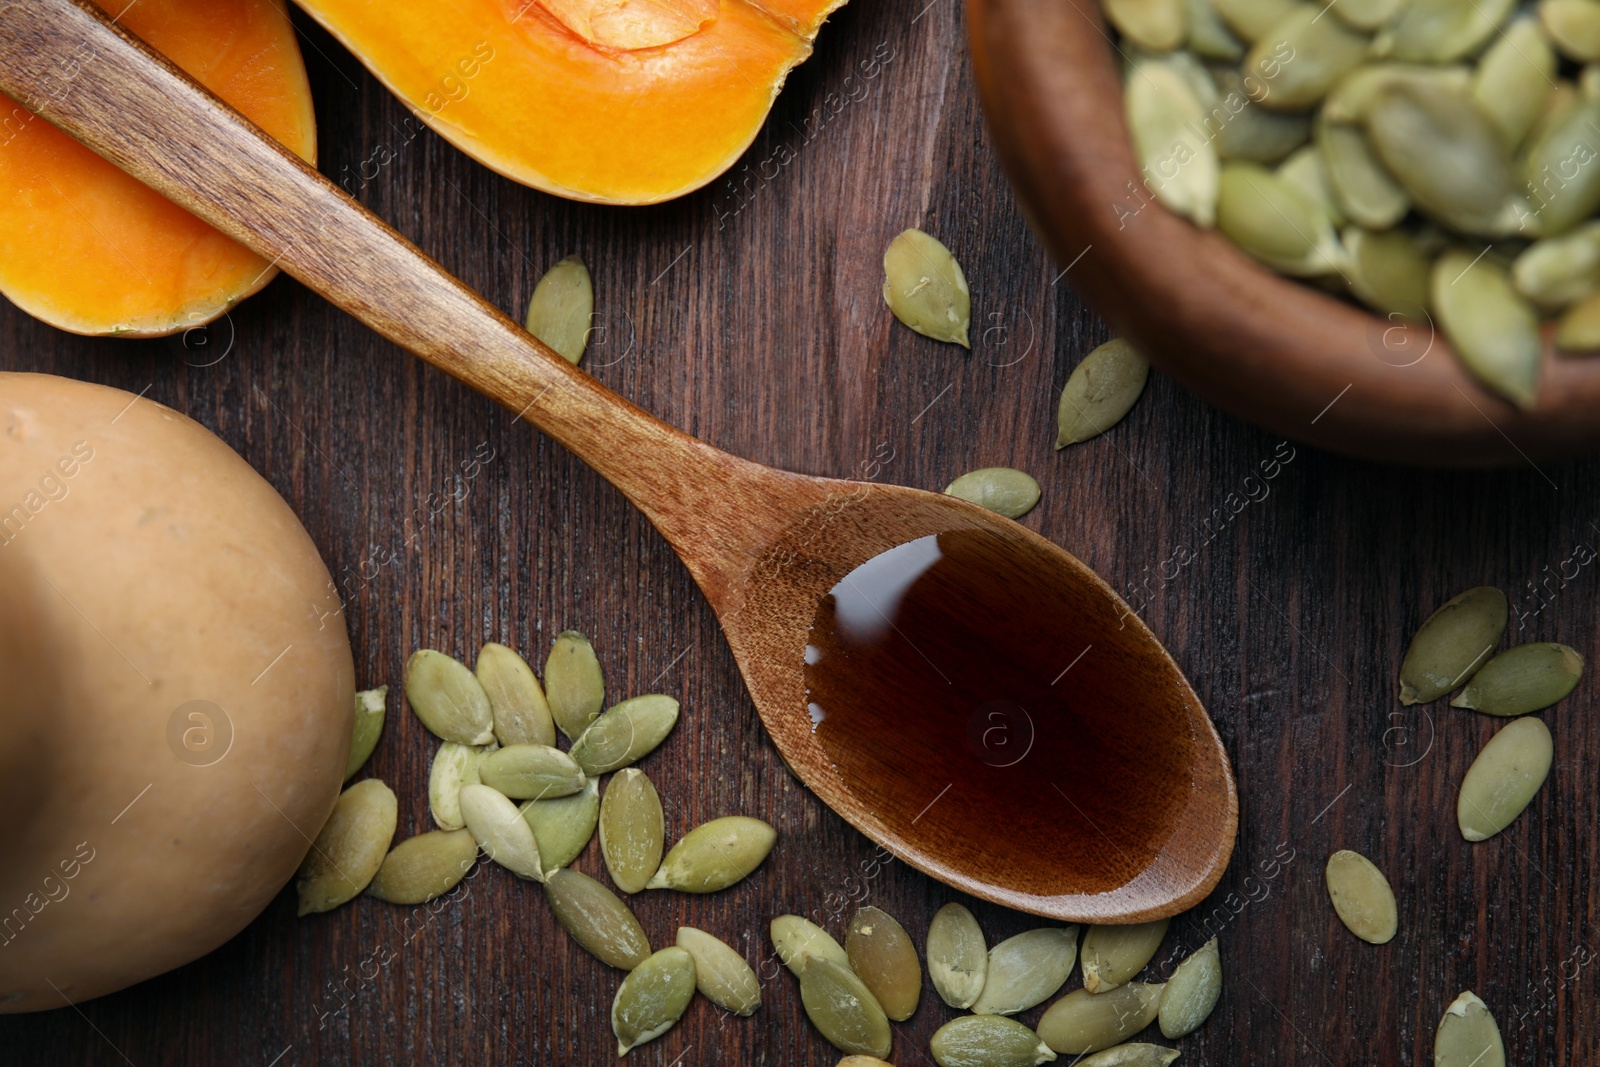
[0,0,782,599]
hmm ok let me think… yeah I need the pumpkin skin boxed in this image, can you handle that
[0,374,353,1012]
[293,0,849,204]
[0,0,317,337]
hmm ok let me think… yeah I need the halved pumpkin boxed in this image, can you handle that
[292,0,848,204]
[0,0,317,337]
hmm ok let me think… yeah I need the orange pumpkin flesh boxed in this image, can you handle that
[0,0,317,338]
[293,0,849,205]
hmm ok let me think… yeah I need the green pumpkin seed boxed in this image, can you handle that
[1585,61,1600,96]
[429,740,493,830]
[1323,63,1473,124]
[1472,20,1557,150]
[1376,0,1515,62]
[569,694,680,775]
[545,630,605,741]
[1366,83,1519,237]
[1081,919,1170,992]
[367,829,477,904]
[545,867,652,969]
[1277,145,1347,227]
[944,468,1042,519]
[1038,984,1166,1055]
[1324,849,1399,943]
[846,906,922,1022]
[1245,7,1369,112]
[476,642,556,748]
[1556,289,1600,348]
[1211,69,1312,163]
[459,782,544,880]
[1126,55,1220,227]
[1330,0,1405,31]
[522,775,600,870]
[1159,937,1222,1038]
[1107,0,1188,50]
[647,815,776,892]
[478,743,587,800]
[1318,117,1410,229]
[927,903,988,1009]
[931,1015,1057,1067]
[1434,991,1506,1067]
[773,914,851,975]
[800,957,893,1057]
[1458,716,1553,840]
[972,927,1081,1015]
[1217,161,1345,275]
[297,779,397,915]
[1343,227,1433,318]
[1431,250,1543,407]
[883,228,972,347]
[601,768,665,893]
[1186,0,1245,57]
[1512,222,1600,307]
[1213,0,1297,39]
[525,254,593,365]
[345,686,386,780]
[612,946,696,1054]
[838,1059,896,1067]
[1521,98,1600,235]
[406,649,495,745]
[1399,587,1509,704]
[1542,0,1600,59]
[1057,338,1150,447]
[1452,642,1583,714]
[1079,1046,1182,1067]
[676,926,761,1015]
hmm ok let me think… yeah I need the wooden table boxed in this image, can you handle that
[3,2,1597,1063]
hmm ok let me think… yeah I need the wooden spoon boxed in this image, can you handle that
[0,0,1235,921]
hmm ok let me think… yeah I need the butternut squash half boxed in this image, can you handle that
[292,0,848,204]
[0,0,316,337]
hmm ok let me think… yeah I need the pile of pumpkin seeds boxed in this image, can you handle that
[1110,0,1600,404]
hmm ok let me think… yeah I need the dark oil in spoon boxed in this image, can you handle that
[804,528,1193,897]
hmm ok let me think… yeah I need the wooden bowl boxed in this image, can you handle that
[967,0,1600,466]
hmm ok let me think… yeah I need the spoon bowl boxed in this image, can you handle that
[0,0,1236,921]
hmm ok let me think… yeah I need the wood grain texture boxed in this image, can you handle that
[0,0,1596,1063]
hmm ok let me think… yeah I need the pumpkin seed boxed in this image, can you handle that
[1542,0,1600,60]
[523,775,600,870]
[1458,716,1553,840]
[1431,250,1543,407]
[1186,0,1245,58]
[1217,161,1345,275]
[846,906,922,1022]
[476,642,556,748]
[367,829,477,904]
[545,867,652,969]
[1318,117,1410,229]
[1277,145,1348,227]
[406,649,495,745]
[1081,919,1170,992]
[1159,937,1221,1038]
[1434,991,1506,1067]
[297,779,397,915]
[1107,0,1188,50]
[429,740,493,830]
[1037,984,1166,1055]
[1585,61,1600,96]
[545,630,605,741]
[1080,1046,1182,1067]
[345,686,386,780]
[1512,222,1600,308]
[773,914,852,976]
[1057,338,1150,447]
[1126,54,1220,227]
[1211,69,1312,163]
[569,694,680,775]
[647,816,776,892]
[883,229,972,347]
[944,468,1042,519]
[676,926,761,1015]
[1245,7,1369,112]
[525,254,593,365]
[1472,19,1557,150]
[1399,587,1508,704]
[1343,227,1433,318]
[1376,0,1515,62]
[1324,849,1399,943]
[1366,83,1520,237]
[931,1015,1057,1067]
[1323,63,1473,124]
[838,1059,896,1067]
[1452,642,1584,714]
[972,926,1081,1016]
[612,946,697,1054]
[1330,0,1404,31]
[600,767,665,893]
[800,957,893,1058]
[1213,0,1297,39]
[927,902,988,1009]
[478,743,587,800]
[459,782,544,881]
[1556,289,1600,348]
[1521,98,1600,235]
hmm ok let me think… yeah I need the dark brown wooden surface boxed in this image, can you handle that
[1,1,1597,1063]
